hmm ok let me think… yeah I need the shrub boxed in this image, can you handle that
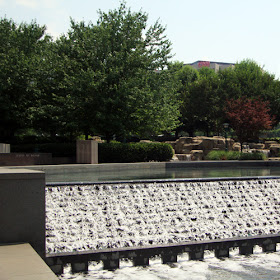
[206,150,266,160]
[239,152,266,160]
[206,151,240,160]
[206,151,227,160]
[99,142,174,163]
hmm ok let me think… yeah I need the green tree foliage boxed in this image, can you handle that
[0,18,50,141]
[219,59,280,122]
[180,68,221,136]
[168,62,199,136]
[57,3,180,141]
[177,59,280,137]
[28,39,81,140]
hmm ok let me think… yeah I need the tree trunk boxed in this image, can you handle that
[105,132,112,143]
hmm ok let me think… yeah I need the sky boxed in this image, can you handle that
[1,0,280,79]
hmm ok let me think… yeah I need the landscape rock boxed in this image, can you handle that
[265,141,278,149]
[190,150,204,161]
[269,144,280,157]
[249,143,265,149]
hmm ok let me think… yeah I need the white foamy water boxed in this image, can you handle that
[46,179,280,253]
[45,179,280,279]
[58,248,280,280]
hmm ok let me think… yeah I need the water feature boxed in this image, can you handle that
[45,176,280,279]
[58,247,280,280]
[45,165,280,183]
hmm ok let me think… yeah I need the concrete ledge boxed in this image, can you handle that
[0,168,45,179]
[0,168,46,257]
[0,243,58,279]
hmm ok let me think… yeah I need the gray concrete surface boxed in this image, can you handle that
[0,243,58,280]
[0,168,46,258]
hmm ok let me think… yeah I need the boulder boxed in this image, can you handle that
[249,143,265,149]
[174,137,193,154]
[269,144,280,157]
[182,143,201,154]
[173,136,237,156]
[232,143,241,151]
[265,141,278,149]
[190,150,204,161]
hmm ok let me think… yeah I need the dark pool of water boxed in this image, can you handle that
[46,166,280,183]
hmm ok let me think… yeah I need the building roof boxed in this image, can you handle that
[188,60,235,66]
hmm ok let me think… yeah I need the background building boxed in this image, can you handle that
[187,60,235,72]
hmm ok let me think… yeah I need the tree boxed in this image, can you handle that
[28,39,82,141]
[225,97,274,151]
[58,2,180,141]
[219,59,280,122]
[168,62,199,136]
[0,18,50,142]
[180,68,222,136]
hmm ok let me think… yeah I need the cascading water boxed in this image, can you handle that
[46,178,280,254]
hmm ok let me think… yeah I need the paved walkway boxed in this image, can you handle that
[0,243,58,280]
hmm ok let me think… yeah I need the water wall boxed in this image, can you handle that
[46,178,280,254]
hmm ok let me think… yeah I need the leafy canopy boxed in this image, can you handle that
[225,97,275,148]
[0,17,50,141]
[57,2,179,141]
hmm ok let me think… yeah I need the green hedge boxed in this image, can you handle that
[239,152,266,160]
[206,150,266,161]
[12,142,174,162]
[98,142,174,163]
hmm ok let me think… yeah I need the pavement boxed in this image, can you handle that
[0,243,58,280]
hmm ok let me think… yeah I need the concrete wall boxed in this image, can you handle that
[76,140,98,164]
[0,153,52,166]
[0,143,10,153]
[0,168,46,258]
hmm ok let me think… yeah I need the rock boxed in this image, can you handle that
[175,154,191,161]
[233,143,241,151]
[269,144,280,157]
[173,136,236,156]
[249,143,265,149]
[265,141,278,149]
[174,137,193,153]
[182,143,200,154]
[190,150,204,161]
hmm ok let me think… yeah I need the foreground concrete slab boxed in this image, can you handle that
[0,243,58,280]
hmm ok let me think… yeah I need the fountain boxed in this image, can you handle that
[45,176,280,273]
